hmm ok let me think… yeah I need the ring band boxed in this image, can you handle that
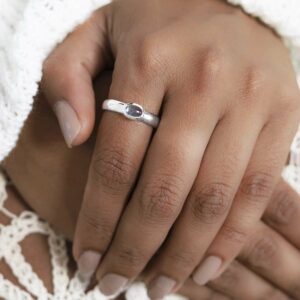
[102,99,160,128]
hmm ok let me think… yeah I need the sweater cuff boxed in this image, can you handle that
[226,0,300,84]
[0,0,110,162]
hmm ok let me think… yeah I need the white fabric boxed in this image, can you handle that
[0,0,110,162]
[0,0,300,299]
[0,172,186,299]
[0,0,300,161]
[0,162,300,300]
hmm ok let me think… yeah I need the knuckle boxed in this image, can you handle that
[136,34,167,78]
[267,188,298,225]
[200,46,225,81]
[167,250,199,272]
[245,235,278,271]
[91,148,135,192]
[43,56,75,83]
[114,244,147,270]
[42,57,88,101]
[139,175,182,224]
[190,182,232,224]
[241,67,268,98]
[221,224,247,245]
[241,171,274,200]
[186,46,227,96]
[80,209,112,245]
[189,45,227,95]
[196,44,230,86]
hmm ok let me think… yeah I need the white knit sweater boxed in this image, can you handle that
[0,0,300,162]
[0,1,300,299]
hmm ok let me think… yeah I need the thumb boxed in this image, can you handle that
[41,6,112,147]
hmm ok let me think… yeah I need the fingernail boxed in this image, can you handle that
[193,256,222,286]
[148,276,177,300]
[99,273,128,296]
[78,251,102,280]
[53,100,81,147]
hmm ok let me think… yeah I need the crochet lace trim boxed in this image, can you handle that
[0,174,186,300]
[1,0,300,161]
[0,140,299,300]
[0,0,111,162]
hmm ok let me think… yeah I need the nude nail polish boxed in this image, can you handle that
[53,100,81,147]
[78,251,102,280]
[148,276,177,300]
[193,256,222,286]
[99,273,128,296]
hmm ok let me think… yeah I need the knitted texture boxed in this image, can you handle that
[1,1,300,161]
[0,0,111,162]
[0,162,300,299]
[0,173,187,300]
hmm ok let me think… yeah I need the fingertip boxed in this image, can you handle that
[71,106,96,146]
[193,256,223,286]
[52,95,96,147]
[43,65,96,147]
[53,100,82,148]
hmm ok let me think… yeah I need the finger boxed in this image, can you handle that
[95,92,219,297]
[202,116,297,279]
[263,178,300,249]
[209,260,289,300]
[41,6,111,147]
[73,48,166,282]
[143,110,262,298]
[240,221,300,299]
[178,280,230,300]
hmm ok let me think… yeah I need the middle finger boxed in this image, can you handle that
[145,109,262,298]
[96,91,218,297]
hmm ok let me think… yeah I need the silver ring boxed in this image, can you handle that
[102,99,160,128]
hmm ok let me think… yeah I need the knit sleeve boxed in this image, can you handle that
[1,1,300,163]
[226,0,300,84]
[0,0,110,162]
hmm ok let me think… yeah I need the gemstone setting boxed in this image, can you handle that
[124,103,144,119]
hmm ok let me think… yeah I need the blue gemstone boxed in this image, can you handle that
[125,104,143,118]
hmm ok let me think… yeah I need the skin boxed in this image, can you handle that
[4,74,300,300]
[41,0,300,297]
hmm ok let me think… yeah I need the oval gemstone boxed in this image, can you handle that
[125,104,143,118]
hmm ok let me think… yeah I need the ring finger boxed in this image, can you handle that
[95,90,219,297]
[73,52,165,279]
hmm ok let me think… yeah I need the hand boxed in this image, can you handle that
[7,74,300,300]
[41,0,300,298]
[207,178,300,300]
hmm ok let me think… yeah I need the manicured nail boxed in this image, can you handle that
[193,256,222,286]
[78,251,102,280]
[99,273,128,296]
[53,100,81,147]
[148,276,177,300]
